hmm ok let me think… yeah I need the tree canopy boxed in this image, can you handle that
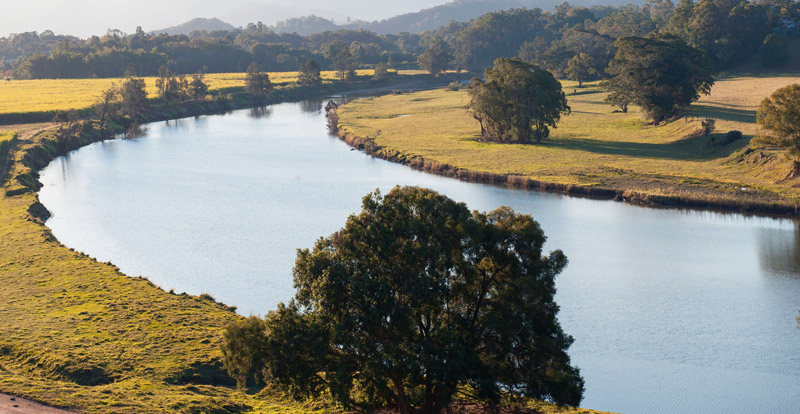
[565,52,598,87]
[222,186,583,414]
[297,59,322,87]
[754,84,800,159]
[118,76,148,121]
[244,62,273,96]
[417,37,452,75]
[601,35,715,124]
[468,58,570,143]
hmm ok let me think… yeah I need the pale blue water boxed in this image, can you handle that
[38,100,800,413]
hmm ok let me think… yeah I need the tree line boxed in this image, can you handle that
[2,0,796,80]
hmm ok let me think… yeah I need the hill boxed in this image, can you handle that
[151,18,236,35]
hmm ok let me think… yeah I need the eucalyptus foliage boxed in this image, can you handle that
[754,84,800,159]
[223,186,583,414]
[468,58,570,143]
[602,35,715,124]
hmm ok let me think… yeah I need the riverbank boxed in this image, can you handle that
[0,81,610,413]
[332,74,800,217]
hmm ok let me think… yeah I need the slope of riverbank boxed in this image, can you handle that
[333,74,800,216]
[0,86,611,412]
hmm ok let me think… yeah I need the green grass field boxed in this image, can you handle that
[0,117,611,411]
[337,74,800,211]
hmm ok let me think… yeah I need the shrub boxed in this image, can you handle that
[701,118,716,136]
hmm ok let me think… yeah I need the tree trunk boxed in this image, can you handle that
[393,377,413,414]
[790,160,800,179]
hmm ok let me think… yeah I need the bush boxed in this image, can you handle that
[701,118,716,136]
[222,187,584,413]
[446,81,461,91]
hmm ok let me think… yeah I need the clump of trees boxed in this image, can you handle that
[244,63,273,96]
[601,35,715,124]
[93,75,150,125]
[373,62,390,81]
[222,186,583,414]
[760,34,790,68]
[565,53,598,87]
[154,65,209,103]
[753,84,800,164]
[118,76,149,121]
[468,58,570,143]
[418,37,452,75]
[297,59,322,87]
[323,40,357,81]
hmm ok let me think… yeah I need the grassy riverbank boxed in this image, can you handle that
[0,90,611,412]
[335,73,800,215]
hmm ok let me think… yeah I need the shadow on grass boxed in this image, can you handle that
[547,133,749,161]
[688,104,757,123]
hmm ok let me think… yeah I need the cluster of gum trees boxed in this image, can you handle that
[222,186,584,414]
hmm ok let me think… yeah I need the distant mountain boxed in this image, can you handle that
[151,18,236,35]
[273,15,340,36]
[219,3,347,28]
[362,0,528,34]
[272,0,528,35]
[270,0,640,36]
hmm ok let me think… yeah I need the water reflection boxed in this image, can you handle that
[248,106,273,119]
[300,99,323,114]
[124,124,147,139]
[758,222,800,277]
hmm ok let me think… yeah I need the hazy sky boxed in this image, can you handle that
[2,0,453,38]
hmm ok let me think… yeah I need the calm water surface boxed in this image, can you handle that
[38,100,800,413]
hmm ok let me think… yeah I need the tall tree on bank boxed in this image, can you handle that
[565,53,598,87]
[753,84,800,175]
[222,186,584,414]
[297,59,322,87]
[94,84,119,127]
[601,35,715,124]
[418,37,452,75]
[119,76,148,121]
[245,62,273,96]
[468,58,570,143]
[323,41,357,81]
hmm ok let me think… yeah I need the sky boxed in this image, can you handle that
[1,0,453,38]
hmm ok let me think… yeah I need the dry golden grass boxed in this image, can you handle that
[0,70,375,115]
[1,118,611,413]
[337,75,800,207]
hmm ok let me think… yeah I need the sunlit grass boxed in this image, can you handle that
[0,113,611,412]
[338,75,800,205]
[0,70,376,115]
[0,127,345,413]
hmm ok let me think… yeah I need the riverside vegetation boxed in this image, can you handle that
[0,70,383,124]
[0,67,608,412]
[334,70,800,215]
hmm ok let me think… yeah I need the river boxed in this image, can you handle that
[37,99,800,413]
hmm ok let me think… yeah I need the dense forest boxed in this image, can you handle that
[1,0,798,79]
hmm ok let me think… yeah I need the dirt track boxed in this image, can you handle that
[0,394,76,414]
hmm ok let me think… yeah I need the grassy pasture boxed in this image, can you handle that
[0,125,345,413]
[337,74,800,209]
[0,70,375,115]
[0,113,611,412]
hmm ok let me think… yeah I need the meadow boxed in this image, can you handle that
[0,82,610,413]
[336,74,800,212]
[0,70,375,115]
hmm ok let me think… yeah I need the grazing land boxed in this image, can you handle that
[0,110,611,413]
[336,73,800,214]
[0,70,376,116]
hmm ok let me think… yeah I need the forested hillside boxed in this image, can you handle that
[1,0,797,79]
